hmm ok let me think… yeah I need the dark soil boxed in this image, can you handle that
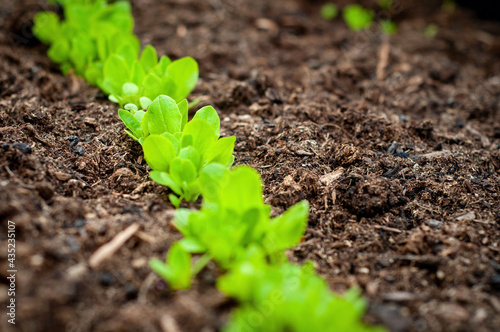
[1,0,500,331]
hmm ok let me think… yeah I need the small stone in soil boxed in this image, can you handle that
[100,273,114,286]
[395,152,409,159]
[13,142,32,154]
[67,135,79,147]
[490,274,500,291]
[388,141,399,155]
[125,284,138,300]
[73,147,85,155]
[74,219,86,228]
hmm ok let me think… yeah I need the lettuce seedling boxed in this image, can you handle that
[219,252,386,332]
[33,0,138,81]
[100,45,199,108]
[149,243,192,290]
[171,166,310,269]
[321,3,338,21]
[342,4,374,31]
[132,95,235,206]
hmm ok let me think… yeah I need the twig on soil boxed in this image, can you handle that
[374,224,402,233]
[376,36,390,80]
[89,222,140,268]
[138,272,157,304]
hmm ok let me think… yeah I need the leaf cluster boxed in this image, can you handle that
[219,253,386,332]
[33,1,198,108]
[124,95,235,206]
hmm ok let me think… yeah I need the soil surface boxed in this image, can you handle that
[1,0,500,331]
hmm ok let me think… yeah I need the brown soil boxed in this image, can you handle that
[1,0,499,331]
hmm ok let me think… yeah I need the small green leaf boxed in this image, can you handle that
[140,96,152,110]
[199,163,228,201]
[193,106,220,137]
[177,99,188,130]
[147,95,182,135]
[179,147,202,171]
[122,82,139,95]
[124,103,138,112]
[178,238,207,254]
[139,45,158,73]
[265,200,309,252]
[343,4,374,31]
[165,57,199,102]
[118,109,142,139]
[149,171,182,195]
[181,119,216,158]
[205,136,236,166]
[150,243,192,290]
[142,135,176,172]
[217,166,264,211]
[170,158,198,185]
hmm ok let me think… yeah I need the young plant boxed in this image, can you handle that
[100,45,199,108]
[380,20,397,35]
[133,95,235,206]
[321,3,338,21]
[219,251,386,332]
[171,166,310,269]
[33,0,138,82]
[342,4,374,31]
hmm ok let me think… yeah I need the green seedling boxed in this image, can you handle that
[380,20,397,35]
[342,4,374,31]
[423,24,439,38]
[33,0,138,82]
[133,95,235,206]
[321,3,338,21]
[377,0,393,10]
[101,45,199,107]
[171,166,309,269]
[219,251,387,332]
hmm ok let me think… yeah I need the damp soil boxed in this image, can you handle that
[1,0,500,331]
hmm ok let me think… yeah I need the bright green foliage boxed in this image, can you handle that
[150,243,192,290]
[321,3,338,21]
[219,252,386,332]
[380,20,397,35]
[423,24,439,38]
[33,1,199,108]
[377,0,393,9]
[342,4,374,31]
[172,166,310,268]
[33,1,138,83]
[100,45,199,107]
[137,95,235,206]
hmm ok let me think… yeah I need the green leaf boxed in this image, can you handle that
[264,200,309,252]
[140,97,152,110]
[181,119,216,159]
[153,55,172,76]
[178,238,207,254]
[217,166,264,211]
[177,99,188,131]
[48,39,70,63]
[179,147,202,171]
[160,132,180,154]
[193,106,220,137]
[122,82,139,95]
[150,243,191,290]
[165,57,199,102]
[118,109,142,140]
[149,171,182,195]
[33,12,61,44]
[342,4,374,31]
[170,158,198,185]
[139,45,158,73]
[142,135,176,172]
[124,103,138,112]
[146,95,182,135]
[199,163,228,202]
[205,136,236,166]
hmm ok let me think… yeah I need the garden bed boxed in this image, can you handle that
[0,0,499,331]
